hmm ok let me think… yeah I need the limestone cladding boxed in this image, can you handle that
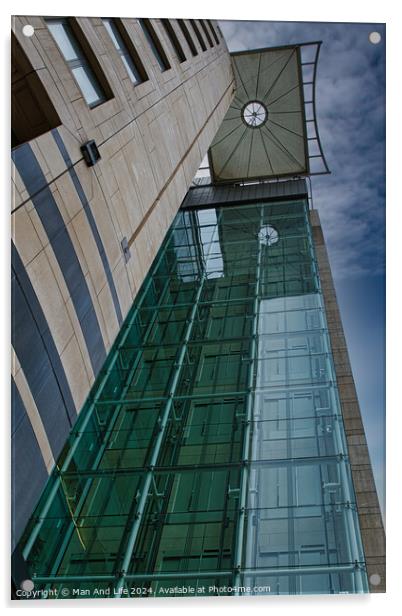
[11,16,234,547]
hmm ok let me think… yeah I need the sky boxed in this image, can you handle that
[219,20,386,518]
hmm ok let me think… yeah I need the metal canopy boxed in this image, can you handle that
[208,42,329,184]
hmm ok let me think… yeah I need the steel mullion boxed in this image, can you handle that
[232,203,263,592]
[44,273,176,581]
[22,223,178,561]
[33,562,362,585]
[113,220,221,595]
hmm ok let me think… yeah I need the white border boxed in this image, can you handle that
[2,0,400,613]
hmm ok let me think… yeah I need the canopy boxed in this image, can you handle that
[209,45,310,183]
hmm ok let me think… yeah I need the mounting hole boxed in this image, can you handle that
[369,573,381,586]
[258,225,279,246]
[20,579,34,592]
[242,100,268,128]
[369,32,381,44]
[22,24,35,37]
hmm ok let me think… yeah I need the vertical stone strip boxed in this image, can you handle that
[310,208,386,593]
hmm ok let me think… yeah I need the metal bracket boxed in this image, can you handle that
[121,237,131,263]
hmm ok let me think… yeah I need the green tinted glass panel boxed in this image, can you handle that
[18,199,368,598]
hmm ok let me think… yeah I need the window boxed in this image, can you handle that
[199,20,214,48]
[207,20,220,45]
[139,19,171,72]
[102,18,148,85]
[161,19,186,63]
[189,20,207,52]
[177,20,197,57]
[11,34,61,148]
[46,18,111,108]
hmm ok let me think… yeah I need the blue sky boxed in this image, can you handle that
[219,20,386,517]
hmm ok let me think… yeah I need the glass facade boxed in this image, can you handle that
[18,198,368,598]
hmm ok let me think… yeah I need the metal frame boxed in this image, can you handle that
[32,562,363,585]
[240,100,269,129]
[113,220,221,595]
[18,199,368,598]
[21,222,180,561]
[299,41,331,176]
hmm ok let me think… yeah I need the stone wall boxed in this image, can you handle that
[11,16,234,548]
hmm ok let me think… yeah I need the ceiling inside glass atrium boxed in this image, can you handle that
[208,46,309,183]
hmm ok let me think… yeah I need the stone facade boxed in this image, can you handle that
[11,15,234,549]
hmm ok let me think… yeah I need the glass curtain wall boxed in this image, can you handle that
[18,198,368,598]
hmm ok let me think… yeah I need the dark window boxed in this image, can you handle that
[46,18,112,108]
[207,20,220,45]
[139,19,170,72]
[189,20,207,52]
[102,18,148,84]
[199,20,213,48]
[161,19,186,63]
[11,34,61,148]
[177,20,198,57]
